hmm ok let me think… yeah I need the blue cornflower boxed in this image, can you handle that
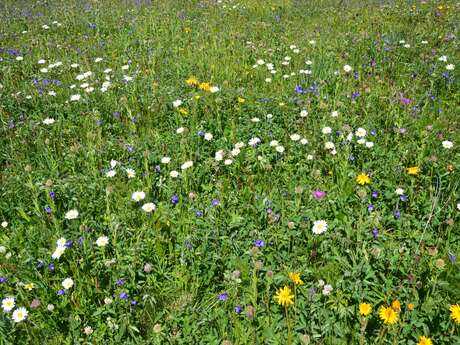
[372,228,379,238]
[116,279,125,286]
[218,292,228,301]
[211,199,220,206]
[171,195,179,205]
[119,292,128,300]
[235,305,242,314]
[58,289,65,296]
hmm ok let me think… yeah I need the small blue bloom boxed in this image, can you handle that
[218,292,228,301]
[254,239,265,248]
[48,263,55,272]
[119,292,128,300]
[372,228,379,238]
[371,191,379,199]
[58,289,65,296]
[400,195,408,202]
[211,199,220,206]
[235,305,242,314]
[171,195,179,205]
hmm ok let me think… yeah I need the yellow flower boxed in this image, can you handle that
[379,306,398,325]
[391,299,401,312]
[184,27,191,33]
[194,95,201,100]
[407,303,416,311]
[199,82,211,92]
[417,336,433,345]
[185,78,199,86]
[24,283,35,291]
[238,97,245,103]
[288,272,304,285]
[407,166,418,175]
[450,304,460,324]
[274,286,294,307]
[178,107,188,115]
[356,173,371,185]
[359,303,372,317]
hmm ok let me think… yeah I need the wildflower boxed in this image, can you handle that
[126,168,136,178]
[290,134,301,141]
[274,286,294,306]
[359,303,372,316]
[142,203,156,212]
[312,190,326,200]
[2,297,15,312]
[30,299,40,308]
[172,100,182,108]
[62,278,74,290]
[417,336,433,345]
[132,191,146,202]
[395,188,404,195]
[199,82,211,91]
[84,326,93,335]
[407,166,419,175]
[224,159,233,165]
[450,304,460,324]
[43,118,55,125]
[47,304,54,311]
[442,140,453,149]
[204,133,213,141]
[106,170,116,178]
[170,195,179,205]
[119,292,128,300]
[181,161,193,170]
[446,64,455,70]
[312,220,328,234]
[65,209,79,220]
[238,97,245,103]
[12,307,28,322]
[96,236,109,247]
[322,127,332,135]
[356,173,371,185]
[210,86,219,93]
[218,292,228,301]
[161,156,171,164]
[372,228,379,238]
[185,78,199,86]
[70,94,81,101]
[211,199,220,206]
[24,283,35,291]
[254,239,265,247]
[407,303,415,311]
[343,65,353,72]
[322,284,333,295]
[170,170,179,178]
[379,306,398,325]
[391,299,401,312]
[355,128,367,137]
[1,221,7,228]
[143,263,152,273]
[289,272,304,285]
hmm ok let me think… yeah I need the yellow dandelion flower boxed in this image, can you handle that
[407,166,419,175]
[417,336,433,345]
[185,78,199,87]
[24,283,35,291]
[391,299,401,312]
[199,82,211,92]
[379,306,398,325]
[359,303,372,317]
[407,303,416,311]
[184,27,191,33]
[356,173,371,185]
[238,97,245,103]
[288,272,303,285]
[274,286,294,307]
[450,304,460,324]
[178,107,188,115]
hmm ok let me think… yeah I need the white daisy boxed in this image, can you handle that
[442,140,453,149]
[95,236,109,247]
[62,278,74,289]
[142,203,156,212]
[312,220,328,234]
[2,297,15,312]
[65,209,79,220]
[131,191,146,202]
[12,307,28,322]
[43,118,55,125]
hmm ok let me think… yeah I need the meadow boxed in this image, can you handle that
[0,0,459,344]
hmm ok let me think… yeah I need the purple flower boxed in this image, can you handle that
[372,228,379,238]
[394,209,401,219]
[312,190,326,200]
[112,111,120,118]
[126,144,134,153]
[198,130,204,137]
[131,300,138,305]
[119,292,128,300]
[400,195,408,202]
[211,199,220,207]
[48,263,55,272]
[254,239,265,248]
[367,204,374,212]
[58,289,65,296]
[0,277,7,284]
[448,253,457,263]
[267,208,273,214]
[79,236,85,245]
[308,287,316,297]
[218,292,228,301]
[48,191,55,199]
[116,279,125,286]
[171,195,179,205]
[399,96,411,105]
[295,85,306,94]
[351,91,361,99]
[36,260,45,269]
[65,240,73,248]
[235,305,242,314]
[155,165,160,173]
[195,211,203,217]
[371,191,379,199]
[44,206,52,214]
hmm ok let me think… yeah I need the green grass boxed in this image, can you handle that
[0,0,459,344]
